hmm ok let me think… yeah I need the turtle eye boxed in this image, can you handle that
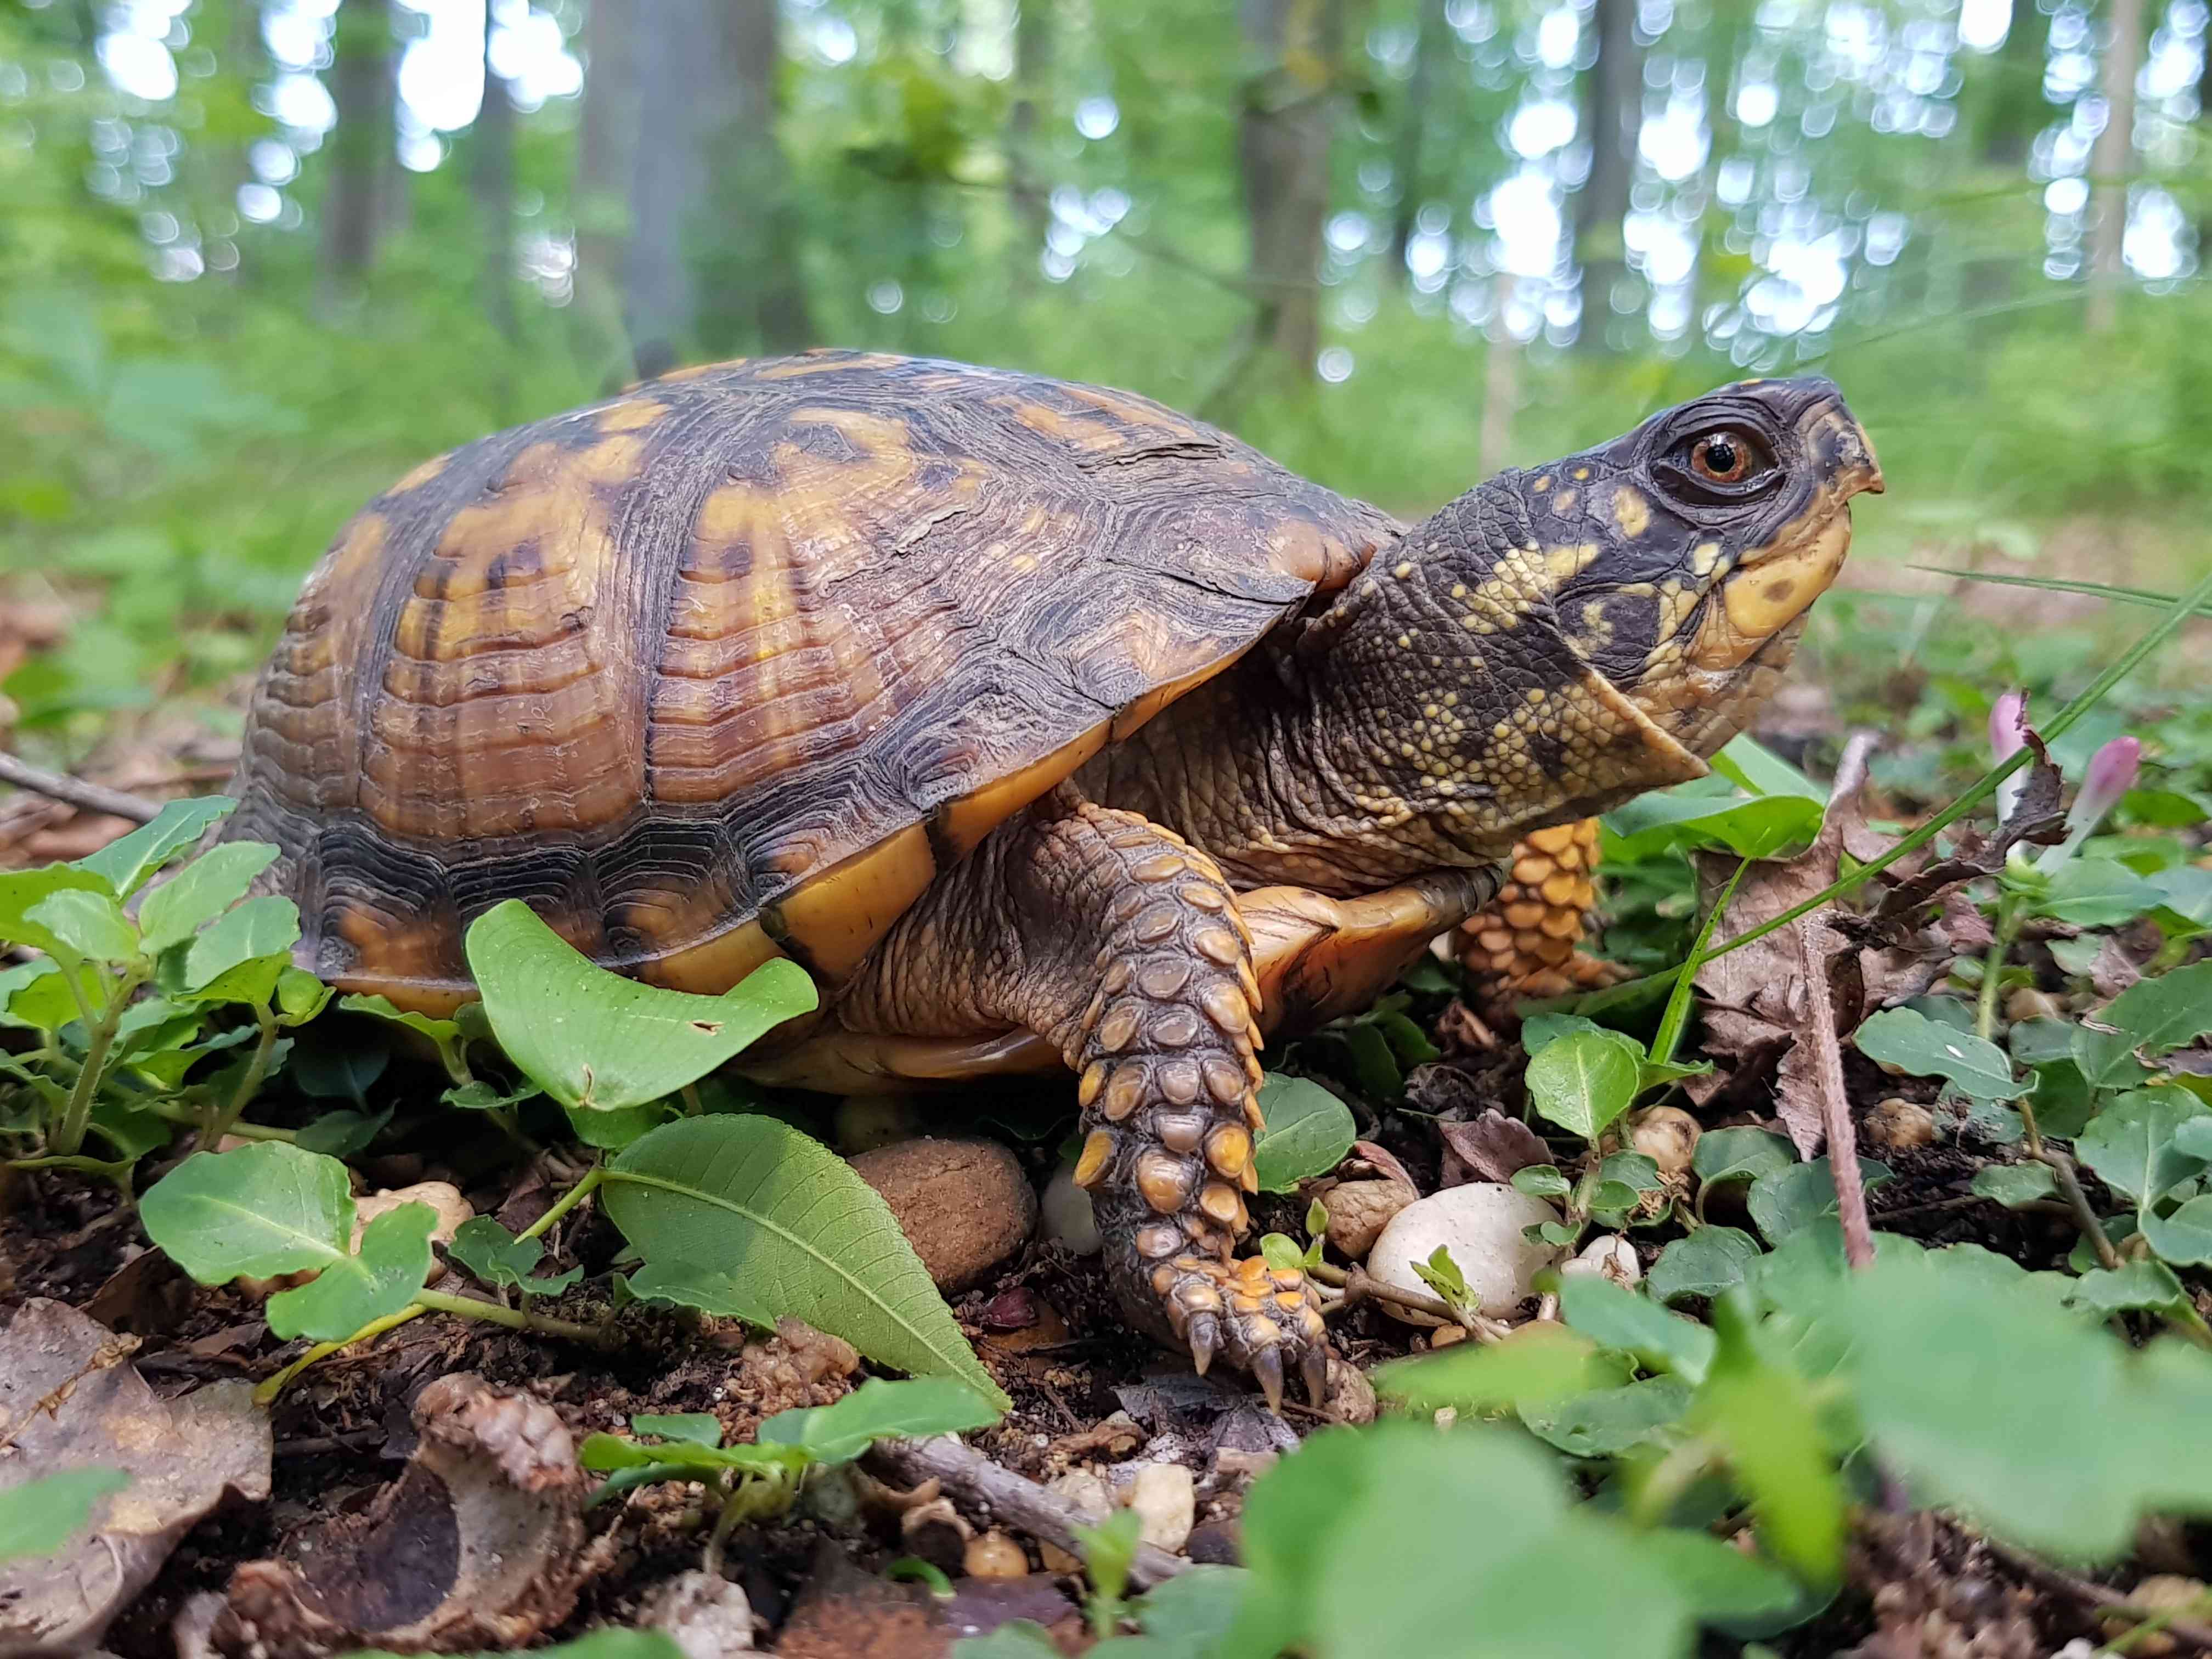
[1688,428,1770,486]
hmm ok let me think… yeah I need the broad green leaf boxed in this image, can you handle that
[74,795,234,896]
[1520,1011,1610,1056]
[2007,1017,2077,1066]
[26,888,137,962]
[0,865,112,955]
[1129,1566,1249,1658]
[1634,1527,1814,1635]
[465,901,816,1111]
[1969,1163,2057,1208]
[2140,1197,2212,1266]
[1692,1127,1798,1192]
[630,1413,725,1447]
[1523,1028,1641,1141]
[2027,1059,2100,1139]
[273,965,332,1024]
[1511,1164,1573,1199]
[289,1037,388,1106]
[1372,1322,1620,1414]
[266,1202,435,1341]
[2075,1090,2212,1207]
[2033,856,2162,927]
[576,1432,798,1477]
[1649,1226,1765,1305]
[1605,782,1824,860]
[1854,1007,2024,1102]
[1837,1253,2212,1558]
[140,1141,352,1283]
[1746,1158,1893,1245]
[603,1115,1007,1407]
[759,1376,1001,1464]
[1520,1375,1695,1457]
[2068,1260,2197,1316]
[623,1259,775,1326]
[2075,1022,2158,1092]
[2098,962,2212,1056]
[1709,735,1824,803]
[564,1099,673,1150]
[294,1107,392,1158]
[0,1467,131,1563]
[337,994,470,1075]
[138,841,277,953]
[1556,1273,1715,1383]
[1692,1295,1844,1585]
[1251,1074,1356,1191]
[182,895,300,1002]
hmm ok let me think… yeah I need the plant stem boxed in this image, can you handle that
[201,1003,280,1152]
[255,1305,427,1404]
[1974,890,2024,1045]
[411,1288,617,1347]
[2039,1149,2119,1269]
[49,967,142,1158]
[516,1163,603,1243]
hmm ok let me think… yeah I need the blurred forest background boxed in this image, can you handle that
[4,0,2212,800]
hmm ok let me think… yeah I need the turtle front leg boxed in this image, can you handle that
[834,791,1327,1407]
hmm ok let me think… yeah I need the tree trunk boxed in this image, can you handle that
[472,5,517,344]
[624,0,707,375]
[694,0,814,357]
[315,0,396,312]
[1574,0,1640,350]
[1387,0,1448,287]
[1007,0,1054,287]
[574,0,641,382]
[1238,0,1342,381]
[2087,0,2144,333]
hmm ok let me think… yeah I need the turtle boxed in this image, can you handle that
[221,350,1881,1406]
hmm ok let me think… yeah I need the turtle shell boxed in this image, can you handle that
[227,351,1396,1013]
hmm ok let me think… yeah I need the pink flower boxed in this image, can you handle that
[2039,735,2141,870]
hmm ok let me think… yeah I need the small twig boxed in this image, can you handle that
[2040,1150,2123,1271]
[0,754,162,823]
[1801,911,1874,1269]
[1980,1534,2212,1654]
[866,1434,1189,1590]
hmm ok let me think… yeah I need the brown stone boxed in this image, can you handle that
[850,1137,1038,1292]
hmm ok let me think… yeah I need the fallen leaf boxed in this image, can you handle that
[1437,1110,1551,1186]
[0,1299,271,1656]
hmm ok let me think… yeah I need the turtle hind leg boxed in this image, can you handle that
[834,791,1329,1407]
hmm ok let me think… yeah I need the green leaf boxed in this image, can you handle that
[759,1376,1001,1465]
[2075,1022,2158,1092]
[1523,1028,1642,1141]
[448,1215,574,1293]
[1599,1149,1664,1194]
[74,795,234,896]
[1854,1007,2025,1102]
[266,1202,435,1341]
[337,994,470,1075]
[1605,784,1824,860]
[1837,1252,2212,1558]
[1372,1322,1621,1414]
[0,865,115,955]
[140,1141,352,1283]
[289,1037,389,1106]
[1520,1376,1695,1457]
[0,1467,131,1564]
[630,1413,725,1447]
[2068,1259,2197,1316]
[294,1107,392,1158]
[622,1259,775,1325]
[2033,856,2163,927]
[1709,734,1824,802]
[2098,962,2212,1056]
[1970,1163,2058,1208]
[2028,1059,2100,1139]
[603,1115,1007,1408]
[1747,1158,1892,1244]
[1649,1226,1765,1305]
[1510,1164,1572,1199]
[465,900,817,1111]
[1129,1565,1249,1658]
[1692,1294,1845,1586]
[1521,1011,1609,1056]
[2075,1090,2212,1207]
[2140,1196,2212,1266]
[274,965,333,1024]
[1251,1074,1356,1192]
[564,1099,673,1150]
[1692,1126,1798,1192]
[951,1626,1064,1658]
[26,888,137,962]
[138,841,278,954]
[182,895,300,1002]
[1259,1232,1305,1271]
[1556,1273,1715,1383]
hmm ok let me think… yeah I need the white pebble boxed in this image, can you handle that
[1365,1182,1565,1324]
[1124,1463,1195,1554]
[1560,1234,1640,1286]
[1042,1165,1102,1255]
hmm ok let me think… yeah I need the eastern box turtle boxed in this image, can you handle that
[222,351,1880,1404]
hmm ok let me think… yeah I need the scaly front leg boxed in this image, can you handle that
[835,789,1328,1407]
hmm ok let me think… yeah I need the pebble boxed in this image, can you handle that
[1321,1179,1418,1260]
[963,1532,1030,1580]
[1364,1181,1565,1323]
[850,1137,1039,1291]
[1041,1164,1102,1255]
[1628,1107,1700,1176]
[637,1570,758,1656]
[1560,1234,1640,1286]
[1041,1471,1110,1572]
[1124,1463,1195,1554]
[1863,1096,1937,1153]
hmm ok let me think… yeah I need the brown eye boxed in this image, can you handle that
[1691,430,1765,483]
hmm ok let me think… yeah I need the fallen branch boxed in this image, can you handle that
[865,1434,1190,1589]
[0,754,161,823]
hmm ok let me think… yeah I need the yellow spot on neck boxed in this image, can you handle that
[1613,488,1651,538]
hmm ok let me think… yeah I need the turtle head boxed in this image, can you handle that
[1502,376,1880,765]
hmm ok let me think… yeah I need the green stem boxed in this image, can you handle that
[141,1097,297,1142]
[49,966,143,1159]
[1974,890,2024,1046]
[201,1001,280,1153]
[516,1163,603,1243]
[255,1305,427,1405]
[412,1288,616,1347]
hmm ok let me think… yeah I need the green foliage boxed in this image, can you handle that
[601,1114,1009,1408]
[757,1376,1003,1464]
[448,1217,583,1298]
[1523,1027,1643,1141]
[1854,1008,2028,1104]
[0,1467,129,1564]
[1249,1073,1356,1192]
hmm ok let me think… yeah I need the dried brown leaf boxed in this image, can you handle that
[1436,1110,1550,1186]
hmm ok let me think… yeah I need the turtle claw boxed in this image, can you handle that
[1189,1312,1220,1376]
[1301,1347,1329,1406]
[1252,1346,1285,1414]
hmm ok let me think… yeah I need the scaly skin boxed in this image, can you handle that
[836,791,1329,1407]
